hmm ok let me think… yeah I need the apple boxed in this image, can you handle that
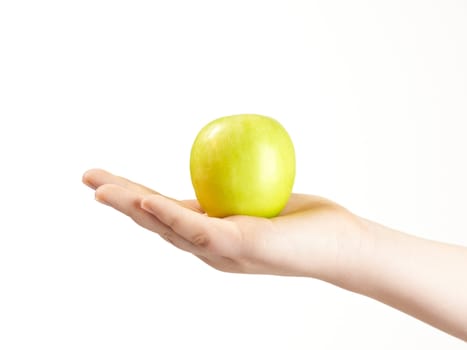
[190,114,295,218]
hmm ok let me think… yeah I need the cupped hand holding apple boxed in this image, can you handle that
[82,168,361,283]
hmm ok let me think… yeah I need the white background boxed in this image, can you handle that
[1,0,466,349]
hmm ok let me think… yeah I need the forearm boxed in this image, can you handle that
[347,219,467,340]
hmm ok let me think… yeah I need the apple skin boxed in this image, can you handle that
[190,114,295,218]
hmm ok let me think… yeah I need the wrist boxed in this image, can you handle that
[326,214,377,293]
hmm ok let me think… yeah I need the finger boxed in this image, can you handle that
[141,195,241,256]
[95,183,165,231]
[83,168,204,213]
[95,184,202,254]
[83,168,158,195]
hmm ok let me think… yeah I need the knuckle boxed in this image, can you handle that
[130,198,141,212]
[191,232,210,248]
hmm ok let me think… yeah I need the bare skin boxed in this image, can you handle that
[83,168,467,341]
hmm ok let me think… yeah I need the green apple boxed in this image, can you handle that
[190,114,295,218]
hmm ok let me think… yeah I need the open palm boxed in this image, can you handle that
[83,169,362,283]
